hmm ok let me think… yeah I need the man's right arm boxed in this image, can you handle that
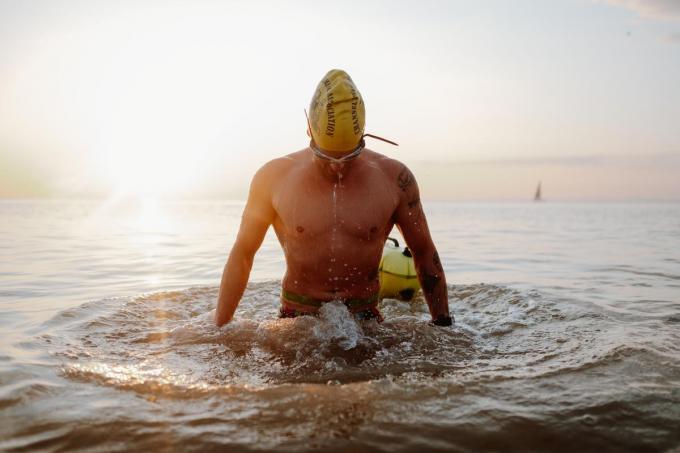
[215,162,278,327]
[390,161,452,326]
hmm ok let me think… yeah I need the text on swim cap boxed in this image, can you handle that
[323,78,336,137]
[350,87,361,135]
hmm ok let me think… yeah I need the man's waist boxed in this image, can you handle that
[280,289,379,312]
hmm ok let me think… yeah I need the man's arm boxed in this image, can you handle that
[392,163,452,325]
[215,163,277,327]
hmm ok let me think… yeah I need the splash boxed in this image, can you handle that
[313,301,365,350]
[44,280,627,392]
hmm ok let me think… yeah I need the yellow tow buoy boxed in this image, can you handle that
[379,237,421,301]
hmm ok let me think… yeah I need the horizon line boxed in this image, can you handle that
[2,196,679,204]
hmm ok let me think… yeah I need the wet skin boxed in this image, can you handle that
[215,147,450,326]
[272,150,397,300]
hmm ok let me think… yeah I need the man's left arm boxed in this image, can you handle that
[392,164,452,326]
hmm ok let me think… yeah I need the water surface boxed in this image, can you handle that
[1,200,679,452]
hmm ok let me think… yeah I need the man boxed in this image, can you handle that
[215,69,452,327]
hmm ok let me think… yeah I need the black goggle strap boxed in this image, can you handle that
[362,133,399,146]
[304,109,313,139]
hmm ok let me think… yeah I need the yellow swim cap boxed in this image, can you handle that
[308,69,365,153]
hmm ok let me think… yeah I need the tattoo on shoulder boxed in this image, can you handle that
[433,251,443,273]
[397,166,414,192]
[407,197,420,209]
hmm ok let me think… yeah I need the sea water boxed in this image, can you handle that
[1,200,679,452]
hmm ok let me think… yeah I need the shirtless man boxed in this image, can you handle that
[215,69,452,327]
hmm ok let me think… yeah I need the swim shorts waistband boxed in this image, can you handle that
[280,289,379,312]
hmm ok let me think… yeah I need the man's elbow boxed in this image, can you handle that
[413,246,446,286]
[227,243,256,270]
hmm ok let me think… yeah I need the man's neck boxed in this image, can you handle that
[309,140,365,162]
[312,151,362,182]
[309,140,365,181]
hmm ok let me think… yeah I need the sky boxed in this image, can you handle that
[0,0,679,201]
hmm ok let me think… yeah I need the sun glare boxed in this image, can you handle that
[132,196,171,232]
[99,142,198,198]
[91,78,210,198]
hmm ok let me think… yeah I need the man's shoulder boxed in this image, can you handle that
[362,149,419,198]
[254,149,308,180]
[362,149,413,179]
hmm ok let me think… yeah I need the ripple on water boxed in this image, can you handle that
[44,281,615,393]
[24,280,680,452]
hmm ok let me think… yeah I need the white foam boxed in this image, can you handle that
[313,301,364,350]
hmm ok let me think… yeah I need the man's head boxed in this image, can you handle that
[308,69,365,154]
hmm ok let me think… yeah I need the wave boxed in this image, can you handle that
[39,280,644,396]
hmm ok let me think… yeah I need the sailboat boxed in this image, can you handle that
[534,182,542,202]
